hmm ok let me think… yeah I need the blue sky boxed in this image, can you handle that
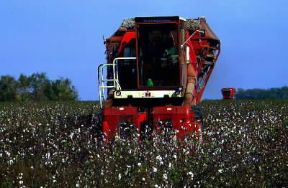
[0,0,287,100]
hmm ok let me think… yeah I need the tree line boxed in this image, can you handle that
[236,86,288,100]
[0,73,78,102]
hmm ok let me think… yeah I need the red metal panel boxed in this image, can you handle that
[102,107,148,141]
[117,31,136,55]
[152,105,200,140]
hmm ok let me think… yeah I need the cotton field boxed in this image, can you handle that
[0,101,287,187]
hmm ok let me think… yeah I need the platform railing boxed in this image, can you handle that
[98,57,136,108]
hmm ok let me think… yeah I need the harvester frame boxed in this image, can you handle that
[97,16,220,143]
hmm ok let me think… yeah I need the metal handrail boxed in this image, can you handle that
[98,57,136,108]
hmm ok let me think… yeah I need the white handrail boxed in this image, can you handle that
[180,30,204,49]
[98,57,136,108]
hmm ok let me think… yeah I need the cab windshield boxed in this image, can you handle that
[138,23,179,88]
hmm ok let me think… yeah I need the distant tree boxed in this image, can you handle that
[0,76,18,101]
[29,73,51,101]
[0,73,79,102]
[236,87,288,100]
[17,74,32,101]
[51,78,78,101]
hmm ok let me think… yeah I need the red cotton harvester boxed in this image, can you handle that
[221,88,236,99]
[98,16,220,143]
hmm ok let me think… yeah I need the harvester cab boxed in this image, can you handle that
[98,16,220,142]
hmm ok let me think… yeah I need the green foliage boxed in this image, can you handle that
[0,76,17,101]
[236,86,288,99]
[0,73,78,102]
[51,79,78,101]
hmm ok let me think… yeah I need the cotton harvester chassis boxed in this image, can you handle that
[98,16,220,143]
